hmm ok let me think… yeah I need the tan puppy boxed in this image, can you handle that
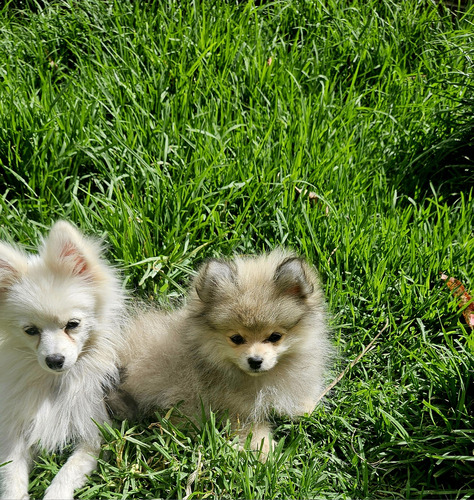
[110,249,331,457]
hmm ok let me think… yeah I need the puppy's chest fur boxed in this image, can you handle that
[194,362,288,422]
[0,356,114,453]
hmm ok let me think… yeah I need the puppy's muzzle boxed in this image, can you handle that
[45,354,66,371]
[247,356,263,370]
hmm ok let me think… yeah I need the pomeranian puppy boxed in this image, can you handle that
[109,249,331,457]
[0,221,126,500]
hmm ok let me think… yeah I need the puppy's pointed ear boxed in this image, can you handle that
[41,221,101,279]
[194,259,236,303]
[274,257,313,299]
[0,243,27,291]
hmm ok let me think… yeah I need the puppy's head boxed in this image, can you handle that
[190,250,322,376]
[0,221,121,374]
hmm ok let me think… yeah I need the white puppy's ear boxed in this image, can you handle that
[0,243,28,291]
[41,221,103,279]
[194,259,236,303]
[274,257,314,299]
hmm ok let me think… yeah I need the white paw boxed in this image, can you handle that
[43,485,74,500]
[0,492,29,500]
[237,422,274,462]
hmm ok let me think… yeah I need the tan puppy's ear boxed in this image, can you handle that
[41,221,104,280]
[194,258,236,303]
[273,257,313,299]
[0,243,28,292]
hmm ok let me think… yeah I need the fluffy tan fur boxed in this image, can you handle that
[110,249,331,457]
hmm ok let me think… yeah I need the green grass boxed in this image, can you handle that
[0,0,473,497]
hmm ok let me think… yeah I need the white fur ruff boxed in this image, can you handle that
[0,341,118,454]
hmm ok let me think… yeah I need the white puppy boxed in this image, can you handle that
[0,221,125,500]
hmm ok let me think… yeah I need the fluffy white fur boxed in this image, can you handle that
[0,221,126,500]
[109,249,331,458]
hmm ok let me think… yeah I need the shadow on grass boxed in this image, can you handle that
[388,110,474,200]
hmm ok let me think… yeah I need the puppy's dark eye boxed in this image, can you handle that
[24,326,40,336]
[267,332,282,343]
[230,334,245,345]
[65,320,80,330]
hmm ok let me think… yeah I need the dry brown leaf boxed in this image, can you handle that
[441,273,474,329]
[295,186,329,215]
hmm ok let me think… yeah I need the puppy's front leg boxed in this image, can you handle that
[238,422,274,461]
[0,441,32,500]
[43,442,99,500]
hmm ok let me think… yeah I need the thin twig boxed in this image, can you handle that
[314,319,390,405]
[350,429,385,468]
[327,245,339,265]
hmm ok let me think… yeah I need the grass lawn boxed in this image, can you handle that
[0,0,473,497]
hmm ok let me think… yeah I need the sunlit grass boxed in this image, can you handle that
[0,0,473,497]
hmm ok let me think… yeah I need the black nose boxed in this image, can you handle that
[248,356,263,370]
[45,354,65,371]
